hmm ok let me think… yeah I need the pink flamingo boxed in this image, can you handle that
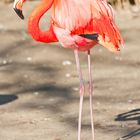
[13,0,123,140]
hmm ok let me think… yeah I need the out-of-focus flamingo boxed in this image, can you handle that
[13,0,123,140]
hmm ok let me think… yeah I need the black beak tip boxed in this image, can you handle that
[13,8,24,20]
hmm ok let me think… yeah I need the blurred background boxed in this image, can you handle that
[0,0,140,140]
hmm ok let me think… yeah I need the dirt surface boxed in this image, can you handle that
[0,1,140,140]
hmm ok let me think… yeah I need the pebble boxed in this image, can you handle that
[3,60,7,64]
[44,117,51,121]
[23,74,28,78]
[27,57,32,62]
[34,92,39,96]
[0,24,4,30]
[65,73,71,78]
[72,87,79,91]
[62,60,72,66]
[128,99,132,103]
[49,98,55,102]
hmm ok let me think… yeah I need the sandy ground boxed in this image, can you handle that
[0,1,140,140]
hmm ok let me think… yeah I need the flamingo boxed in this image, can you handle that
[13,0,123,140]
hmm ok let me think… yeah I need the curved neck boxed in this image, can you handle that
[28,0,58,43]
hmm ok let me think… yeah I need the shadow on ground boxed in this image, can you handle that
[115,109,140,140]
[0,94,18,105]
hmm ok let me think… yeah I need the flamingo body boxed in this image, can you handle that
[13,0,124,140]
[27,0,123,52]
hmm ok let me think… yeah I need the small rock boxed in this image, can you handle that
[49,98,55,102]
[72,87,79,91]
[27,57,32,62]
[62,60,72,66]
[3,60,7,65]
[128,100,132,103]
[23,74,28,78]
[34,92,39,96]
[65,73,71,78]
[0,24,4,30]
[44,118,51,121]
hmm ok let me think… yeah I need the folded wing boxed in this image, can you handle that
[52,0,123,52]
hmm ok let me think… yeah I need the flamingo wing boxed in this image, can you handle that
[52,0,123,52]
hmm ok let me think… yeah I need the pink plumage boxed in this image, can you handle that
[51,0,123,51]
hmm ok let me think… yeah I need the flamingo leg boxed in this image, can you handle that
[74,49,85,140]
[87,50,95,140]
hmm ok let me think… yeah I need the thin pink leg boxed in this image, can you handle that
[88,50,95,140]
[74,49,85,140]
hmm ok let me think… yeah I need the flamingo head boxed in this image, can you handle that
[13,0,26,20]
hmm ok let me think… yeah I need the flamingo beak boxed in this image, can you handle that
[13,0,25,20]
